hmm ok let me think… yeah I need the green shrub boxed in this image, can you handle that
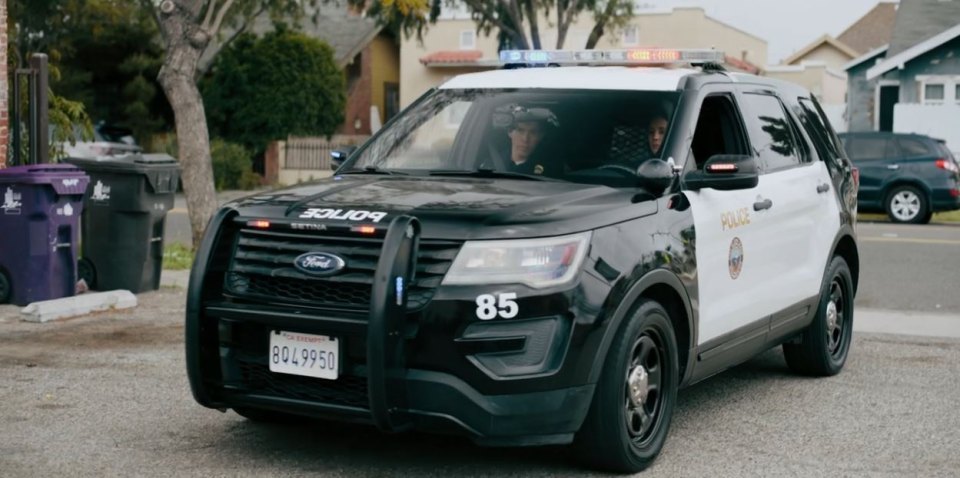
[211,139,262,190]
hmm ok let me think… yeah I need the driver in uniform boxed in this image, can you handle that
[502,106,561,176]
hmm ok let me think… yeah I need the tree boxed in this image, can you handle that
[355,0,634,50]
[201,28,345,153]
[9,0,170,156]
[144,0,310,248]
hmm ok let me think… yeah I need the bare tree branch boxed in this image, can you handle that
[197,2,269,75]
[209,0,238,36]
[463,0,527,48]
[201,0,217,30]
[524,0,541,49]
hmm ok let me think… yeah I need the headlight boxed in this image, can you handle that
[442,232,592,288]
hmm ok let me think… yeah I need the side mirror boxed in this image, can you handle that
[683,154,759,191]
[330,146,357,171]
[635,159,675,195]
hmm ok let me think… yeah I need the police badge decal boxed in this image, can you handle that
[728,237,743,279]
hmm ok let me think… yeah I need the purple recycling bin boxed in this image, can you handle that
[0,164,89,306]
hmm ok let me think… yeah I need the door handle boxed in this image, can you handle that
[817,183,830,193]
[887,164,900,170]
[753,198,773,211]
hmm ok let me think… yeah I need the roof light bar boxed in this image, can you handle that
[499,48,725,66]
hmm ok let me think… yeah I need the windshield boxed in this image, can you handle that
[345,89,680,187]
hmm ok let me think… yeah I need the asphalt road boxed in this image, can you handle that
[1,289,958,477]
[856,222,960,313]
[166,194,960,313]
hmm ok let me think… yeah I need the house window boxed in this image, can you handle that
[460,30,476,50]
[923,83,945,104]
[622,26,639,46]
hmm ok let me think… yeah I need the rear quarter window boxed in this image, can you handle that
[897,138,934,157]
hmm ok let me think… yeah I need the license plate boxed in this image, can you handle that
[268,330,339,380]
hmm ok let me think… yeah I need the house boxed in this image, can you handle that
[401,6,766,107]
[766,2,898,133]
[203,3,400,137]
[846,0,960,145]
[765,35,857,130]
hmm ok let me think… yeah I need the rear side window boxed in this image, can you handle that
[897,138,933,157]
[798,98,841,160]
[741,93,803,172]
[847,137,897,161]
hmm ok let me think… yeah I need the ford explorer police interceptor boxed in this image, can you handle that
[185,49,859,473]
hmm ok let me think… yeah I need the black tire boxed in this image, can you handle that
[78,257,97,290]
[885,185,928,224]
[233,406,301,424]
[0,268,10,304]
[574,300,679,473]
[783,256,854,376]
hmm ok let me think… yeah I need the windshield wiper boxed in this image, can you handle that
[340,166,407,176]
[428,168,555,181]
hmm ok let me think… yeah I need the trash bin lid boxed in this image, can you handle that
[137,153,178,165]
[64,153,180,172]
[0,164,89,194]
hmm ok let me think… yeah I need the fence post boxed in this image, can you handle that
[30,54,49,164]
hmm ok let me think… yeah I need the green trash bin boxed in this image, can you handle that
[65,154,181,293]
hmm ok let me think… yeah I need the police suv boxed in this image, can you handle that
[186,49,859,473]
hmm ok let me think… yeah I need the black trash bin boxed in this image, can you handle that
[64,154,181,293]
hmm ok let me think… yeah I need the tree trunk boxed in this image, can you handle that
[585,0,620,49]
[524,0,542,49]
[157,4,217,249]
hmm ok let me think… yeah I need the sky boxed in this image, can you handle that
[641,0,895,64]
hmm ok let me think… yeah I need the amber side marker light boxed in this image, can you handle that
[352,225,377,235]
[247,220,271,229]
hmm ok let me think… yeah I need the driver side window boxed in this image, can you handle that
[689,94,749,170]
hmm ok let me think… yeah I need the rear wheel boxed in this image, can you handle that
[78,257,97,290]
[783,256,854,376]
[574,299,678,473]
[0,269,11,304]
[885,185,928,224]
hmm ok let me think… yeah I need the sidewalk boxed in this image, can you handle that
[5,269,960,340]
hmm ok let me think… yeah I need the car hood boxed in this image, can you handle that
[226,175,658,240]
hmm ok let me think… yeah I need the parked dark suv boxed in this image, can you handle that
[838,132,960,223]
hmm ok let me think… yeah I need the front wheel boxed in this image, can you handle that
[885,185,928,224]
[783,256,854,376]
[574,299,679,473]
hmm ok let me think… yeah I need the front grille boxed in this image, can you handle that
[234,359,369,408]
[220,320,369,409]
[223,228,462,311]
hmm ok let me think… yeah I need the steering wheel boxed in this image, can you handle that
[597,164,639,177]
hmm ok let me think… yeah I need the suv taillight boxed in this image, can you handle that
[851,167,860,187]
[936,158,959,173]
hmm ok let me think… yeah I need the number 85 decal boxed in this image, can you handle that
[475,293,519,320]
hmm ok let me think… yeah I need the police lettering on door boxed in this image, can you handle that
[721,208,750,230]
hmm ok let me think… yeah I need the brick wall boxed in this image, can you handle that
[0,0,8,168]
[338,45,373,136]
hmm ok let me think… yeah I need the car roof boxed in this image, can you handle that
[439,66,700,91]
[838,131,942,141]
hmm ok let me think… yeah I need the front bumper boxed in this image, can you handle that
[186,212,603,445]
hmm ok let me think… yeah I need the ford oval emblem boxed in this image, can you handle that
[294,252,346,276]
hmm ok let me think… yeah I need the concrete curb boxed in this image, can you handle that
[855,308,960,339]
[21,290,138,323]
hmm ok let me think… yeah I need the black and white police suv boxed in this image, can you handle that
[186,49,860,473]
